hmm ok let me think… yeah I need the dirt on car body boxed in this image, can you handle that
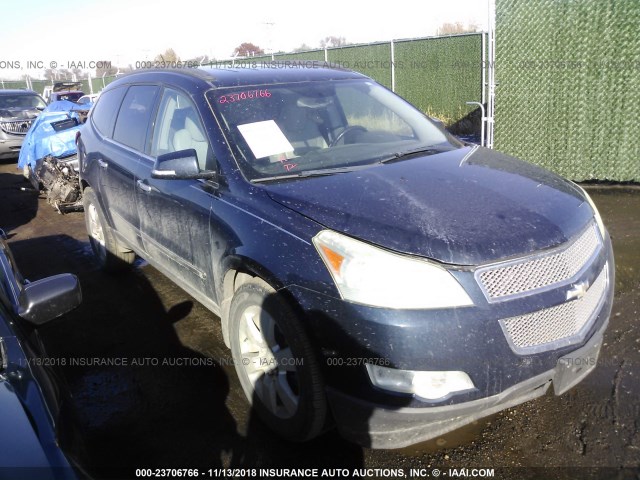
[0,160,638,477]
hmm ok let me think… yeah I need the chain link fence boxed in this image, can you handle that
[2,35,484,131]
[494,0,640,181]
[233,34,483,126]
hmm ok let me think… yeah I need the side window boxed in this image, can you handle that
[151,88,214,171]
[90,86,127,137]
[113,85,159,152]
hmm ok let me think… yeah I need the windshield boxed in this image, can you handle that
[0,94,46,110]
[206,79,461,181]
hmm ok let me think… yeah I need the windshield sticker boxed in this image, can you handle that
[218,89,272,104]
[275,155,298,172]
[237,120,294,159]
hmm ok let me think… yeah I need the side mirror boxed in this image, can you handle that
[152,149,216,180]
[18,274,82,326]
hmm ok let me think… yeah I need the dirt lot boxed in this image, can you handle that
[0,159,638,479]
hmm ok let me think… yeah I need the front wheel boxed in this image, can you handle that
[229,279,327,442]
[83,187,135,272]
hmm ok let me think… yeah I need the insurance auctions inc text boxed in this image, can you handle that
[0,60,112,70]
[178,468,496,478]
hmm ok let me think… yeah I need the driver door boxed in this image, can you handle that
[136,87,217,299]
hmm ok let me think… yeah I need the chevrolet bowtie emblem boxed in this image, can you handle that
[566,281,589,301]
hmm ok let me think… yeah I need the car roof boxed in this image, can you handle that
[106,63,368,91]
[0,89,40,96]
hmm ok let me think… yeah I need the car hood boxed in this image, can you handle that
[0,107,40,121]
[263,146,594,265]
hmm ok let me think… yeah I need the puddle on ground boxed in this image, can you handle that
[396,415,497,455]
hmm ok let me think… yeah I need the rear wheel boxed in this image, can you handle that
[229,279,327,442]
[83,187,135,272]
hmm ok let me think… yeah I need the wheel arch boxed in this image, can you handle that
[218,254,304,349]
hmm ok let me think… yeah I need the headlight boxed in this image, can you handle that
[312,230,473,309]
[575,184,606,238]
[366,364,475,401]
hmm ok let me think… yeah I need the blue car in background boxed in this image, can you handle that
[77,65,614,448]
[18,100,87,213]
[0,230,82,478]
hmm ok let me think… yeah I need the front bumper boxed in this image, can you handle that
[328,319,607,449]
[0,134,23,159]
[286,231,614,448]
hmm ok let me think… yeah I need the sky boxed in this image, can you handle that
[0,0,488,80]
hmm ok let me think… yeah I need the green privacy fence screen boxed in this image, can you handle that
[495,0,640,181]
[234,36,482,124]
[2,34,483,127]
[394,35,482,124]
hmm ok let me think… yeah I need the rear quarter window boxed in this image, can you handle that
[91,86,127,137]
[112,85,159,152]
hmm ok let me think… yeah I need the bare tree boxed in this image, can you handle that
[70,67,85,80]
[154,48,181,63]
[44,68,73,81]
[184,55,215,65]
[233,43,265,57]
[95,61,118,77]
[436,22,479,35]
[292,43,313,53]
[320,36,348,48]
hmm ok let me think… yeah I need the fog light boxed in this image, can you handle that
[366,364,474,401]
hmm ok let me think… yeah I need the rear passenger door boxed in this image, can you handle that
[136,87,216,299]
[101,85,159,250]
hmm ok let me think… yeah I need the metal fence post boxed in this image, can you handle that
[486,0,496,149]
[481,32,486,105]
[390,40,396,92]
[466,101,486,147]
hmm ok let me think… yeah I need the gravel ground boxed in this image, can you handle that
[0,160,638,479]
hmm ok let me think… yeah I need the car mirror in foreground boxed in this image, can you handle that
[152,149,216,180]
[17,274,82,326]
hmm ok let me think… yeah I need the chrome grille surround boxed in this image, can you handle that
[499,263,608,354]
[0,119,33,135]
[476,222,601,302]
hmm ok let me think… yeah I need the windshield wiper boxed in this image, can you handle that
[251,147,452,183]
[378,146,450,164]
[251,165,370,183]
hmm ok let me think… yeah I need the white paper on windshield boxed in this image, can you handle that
[237,120,294,159]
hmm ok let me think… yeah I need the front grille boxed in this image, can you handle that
[0,119,33,135]
[500,264,608,353]
[477,223,601,301]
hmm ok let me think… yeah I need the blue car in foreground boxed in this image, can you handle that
[77,64,614,448]
[0,230,82,477]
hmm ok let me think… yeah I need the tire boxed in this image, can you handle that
[83,187,135,272]
[229,279,327,442]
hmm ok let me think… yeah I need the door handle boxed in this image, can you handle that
[97,159,108,169]
[136,179,152,193]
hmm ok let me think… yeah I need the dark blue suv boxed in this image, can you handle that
[77,65,614,448]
